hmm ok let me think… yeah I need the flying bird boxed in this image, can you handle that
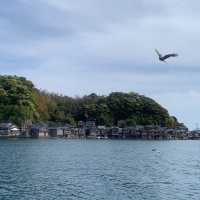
[155,49,178,62]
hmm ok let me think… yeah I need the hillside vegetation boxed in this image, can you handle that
[0,75,183,128]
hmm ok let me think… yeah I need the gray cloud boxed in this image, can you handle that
[0,0,200,128]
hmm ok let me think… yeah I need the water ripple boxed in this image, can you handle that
[0,140,200,200]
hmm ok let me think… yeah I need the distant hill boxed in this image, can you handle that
[0,75,185,128]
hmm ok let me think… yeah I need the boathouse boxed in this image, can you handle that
[0,123,19,137]
[48,128,63,137]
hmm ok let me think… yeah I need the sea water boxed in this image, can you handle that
[0,139,199,200]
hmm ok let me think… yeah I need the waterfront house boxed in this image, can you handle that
[97,126,107,138]
[0,123,19,137]
[48,128,63,137]
[107,127,123,139]
[121,127,134,138]
[77,128,86,138]
[29,124,48,138]
[84,118,97,138]
[29,127,40,138]
[62,127,72,138]
[189,130,200,139]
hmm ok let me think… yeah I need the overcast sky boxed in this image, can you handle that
[0,0,200,129]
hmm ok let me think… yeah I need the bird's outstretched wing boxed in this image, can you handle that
[155,49,162,57]
[162,53,178,60]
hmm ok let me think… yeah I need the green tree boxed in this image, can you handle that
[0,75,36,127]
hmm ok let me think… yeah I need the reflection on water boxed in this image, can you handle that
[0,139,200,200]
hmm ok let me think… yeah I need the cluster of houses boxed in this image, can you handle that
[0,120,200,140]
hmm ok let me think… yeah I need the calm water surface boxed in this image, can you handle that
[0,139,200,200]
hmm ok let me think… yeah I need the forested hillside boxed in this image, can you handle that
[0,75,183,128]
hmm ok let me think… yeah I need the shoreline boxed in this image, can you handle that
[0,135,199,140]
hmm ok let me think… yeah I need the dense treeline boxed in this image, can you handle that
[0,76,36,126]
[0,75,184,128]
